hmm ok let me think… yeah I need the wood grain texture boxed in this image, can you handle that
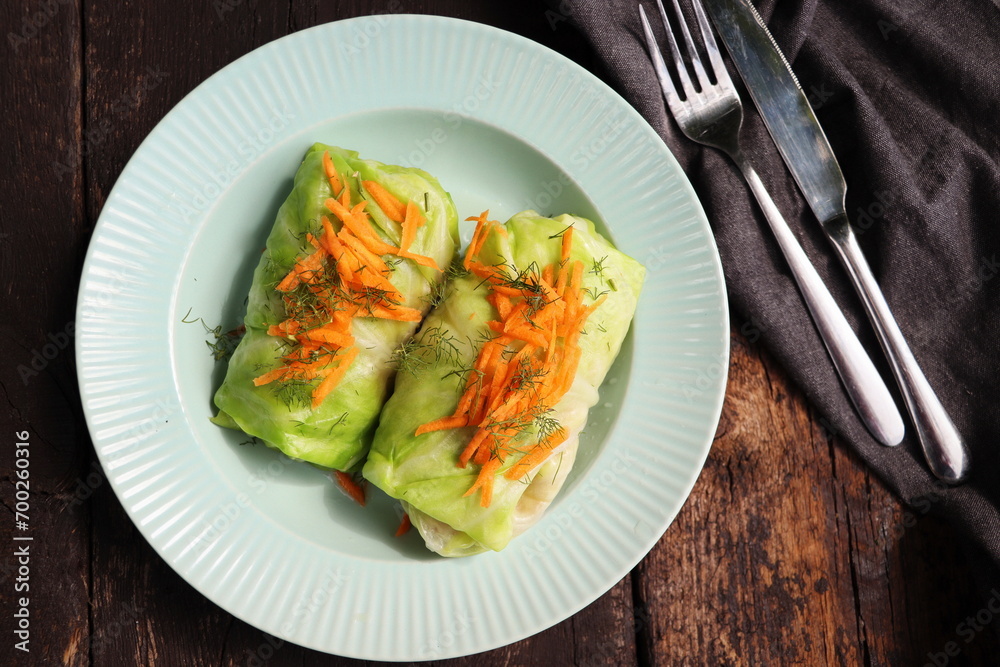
[1,1,997,666]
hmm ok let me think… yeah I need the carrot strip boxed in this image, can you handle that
[252,366,288,387]
[276,249,325,291]
[335,470,366,506]
[338,228,390,276]
[397,249,441,271]
[325,198,400,256]
[561,226,574,262]
[395,513,411,537]
[458,429,489,467]
[463,457,501,507]
[359,302,423,322]
[415,415,469,436]
[322,151,343,196]
[504,427,567,480]
[301,327,354,347]
[311,346,359,409]
[400,199,424,253]
[362,180,406,223]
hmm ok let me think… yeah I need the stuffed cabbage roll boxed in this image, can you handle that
[363,210,645,556]
[213,144,459,470]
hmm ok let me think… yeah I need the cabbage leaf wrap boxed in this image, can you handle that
[213,144,459,470]
[363,211,644,555]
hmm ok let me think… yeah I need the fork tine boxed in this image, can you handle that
[689,0,732,87]
[640,2,695,100]
[660,0,709,87]
[639,5,682,105]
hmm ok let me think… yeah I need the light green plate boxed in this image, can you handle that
[76,15,728,661]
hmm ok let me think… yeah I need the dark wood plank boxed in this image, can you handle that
[80,1,294,666]
[0,1,92,665]
[635,324,1000,666]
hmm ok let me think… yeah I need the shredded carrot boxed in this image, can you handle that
[362,180,406,223]
[415,415,470,436]
[322,151,343,196]
[311,346,359,408]
[504,426,568,480]
[255,157,446,417]
[395,513,411,537]
[396,249,441,271]
[415,212,606,507]
[335,470,366,506]
[400,200,424,254]
[561,226,574,262]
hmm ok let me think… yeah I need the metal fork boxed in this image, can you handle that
[639,0,905,446]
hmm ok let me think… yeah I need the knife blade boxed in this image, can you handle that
[701,0,970,482]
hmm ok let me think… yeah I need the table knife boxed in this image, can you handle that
[701,0,970,482]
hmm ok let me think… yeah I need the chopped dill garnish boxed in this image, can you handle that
[444,256,470,281]
[389,326,463,375]
[273,379,313,410]
[584,286,610,301]
[326,412,349,433]
[424,278,449,309]
[548,225,573,239]
[591,256,608,278]
[181,308,245,362]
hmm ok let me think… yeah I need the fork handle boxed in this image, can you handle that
[822,214,970,482]
[736,158,905,447]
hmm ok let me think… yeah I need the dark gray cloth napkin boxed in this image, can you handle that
[566,0,1000,562]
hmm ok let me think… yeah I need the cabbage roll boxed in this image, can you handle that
[213,144,459,470]
[363,211,645,555]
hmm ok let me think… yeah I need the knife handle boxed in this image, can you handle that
[737,160,905,446]
[823,214,970,482]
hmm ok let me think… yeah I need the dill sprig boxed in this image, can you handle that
[273,379,313,410]
[590,256,608,279]
[533,409,562,441]
[424,277,449,309]
[390,326,464,375]
[444,255,470,281]
[548,225,573,239]
[181,308,245,362]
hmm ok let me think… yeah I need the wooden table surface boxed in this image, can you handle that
[3,1,998,665]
